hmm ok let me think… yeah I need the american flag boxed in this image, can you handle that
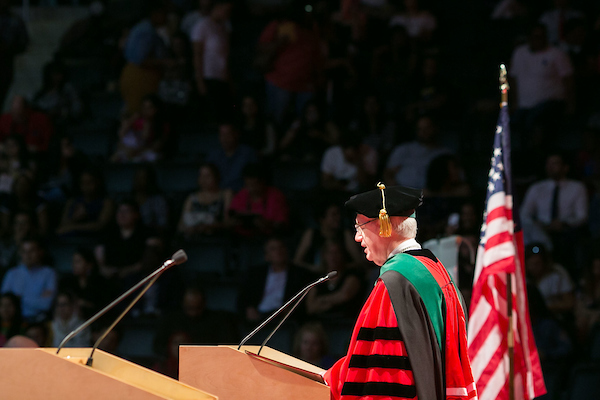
[467,103,546,400]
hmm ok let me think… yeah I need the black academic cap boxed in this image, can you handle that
[345,185,423,218]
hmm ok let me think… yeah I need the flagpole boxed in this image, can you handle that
[500,63,515,400]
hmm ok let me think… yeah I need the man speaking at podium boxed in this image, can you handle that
[324,184,476,400]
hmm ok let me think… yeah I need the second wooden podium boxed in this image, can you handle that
[0,347,218,400]
[179,345,330,400]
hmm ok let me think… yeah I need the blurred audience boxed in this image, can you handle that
[0,292,25,346]
[112,94,171,163]
[1,236,57,323]
[294,202,362,272]
[238,237,314,324]
[292,321,335,369]
[384,115,450,188]
[192,0,234,122]
[58,247,111,320]
[0,0,29,111]
[50,291,90,348]
[119,0,174,114]
[178,163,232,240]
[206,123,257,191]
[56,169,114,238]
[228,164,289,237]
[0,96,54,154]
[305,240,364,320]
[33,61,82,126]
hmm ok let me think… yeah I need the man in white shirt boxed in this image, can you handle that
[509,24,575,149]
[521,153,588,270]
[384,115,450,189]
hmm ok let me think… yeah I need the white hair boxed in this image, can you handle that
[394,217,418,240]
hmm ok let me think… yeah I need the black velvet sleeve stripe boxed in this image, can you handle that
[349,354,411,370]
[341,382,417,398]
[357,327,403,341]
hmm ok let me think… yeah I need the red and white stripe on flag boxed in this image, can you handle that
[468,111,546,400]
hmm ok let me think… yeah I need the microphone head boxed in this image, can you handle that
[171,250,188,265]
[326,271,338,280]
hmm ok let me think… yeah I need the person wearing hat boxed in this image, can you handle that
[324,183,476,400]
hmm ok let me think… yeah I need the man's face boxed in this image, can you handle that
[265,239,288,266]
[546,155,566,180]
[20,241,43,268]
[354,214,388,266]
[183,292,205,318]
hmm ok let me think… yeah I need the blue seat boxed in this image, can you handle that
[48,243,79,275]
[71,131,112,159]
[205,284,238,313]
[155,163,198,194]
[116,326,157,360]
[104,164,137,195]
[567,363,600,400]
[272,162,320,192]
[180,241,229,280]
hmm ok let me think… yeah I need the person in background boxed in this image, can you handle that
[520,152,588,273]
[56,169,114,239]
[384,115,450,189]
[181,0,213,39]
[238,95,277,159]
[206,123,257,192]
[1,134,35,181]
[0,211,36,276]
[320,131,377,193]
[33,60,82,127]
[305,240,364,319]
[1,236,57,323]
[131,165,169,235]
[153,331,192,379]
[256,5,323,126]
[191,0,233,122]
[25,322,49,347]
[112,94,171,163]
[50,291,90,348]
[279,101,339,163]
[0,96,54,154]
[509,24,574,149]
[294,202,362,272]
[95,200,154,283]
[0,0,29,111]
[58,247,111,320]
[575,251,600,342]
[238,236,315,324]
[154,286,238,357]
[0,292,25,346]
[178,163,232,240]
[525,243,575,324]
[228,164,289,238]
[0,173,49,238]
[293,322,336,369]
[119,0,174,114]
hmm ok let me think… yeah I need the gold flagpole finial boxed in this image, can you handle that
[377,182,392,237]
[500,64,509,107]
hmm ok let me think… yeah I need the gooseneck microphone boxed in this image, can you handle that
[56,250,188,365]
[238,270,337,355]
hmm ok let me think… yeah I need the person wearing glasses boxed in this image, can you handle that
[324,184,476,400]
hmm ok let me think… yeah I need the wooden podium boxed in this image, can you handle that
[0,347,218,400]
[179,345,330,400]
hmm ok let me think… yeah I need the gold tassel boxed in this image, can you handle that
[377,183,392,237]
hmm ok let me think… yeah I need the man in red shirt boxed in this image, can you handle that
[256,6,323,125]
[0,95,54,153]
